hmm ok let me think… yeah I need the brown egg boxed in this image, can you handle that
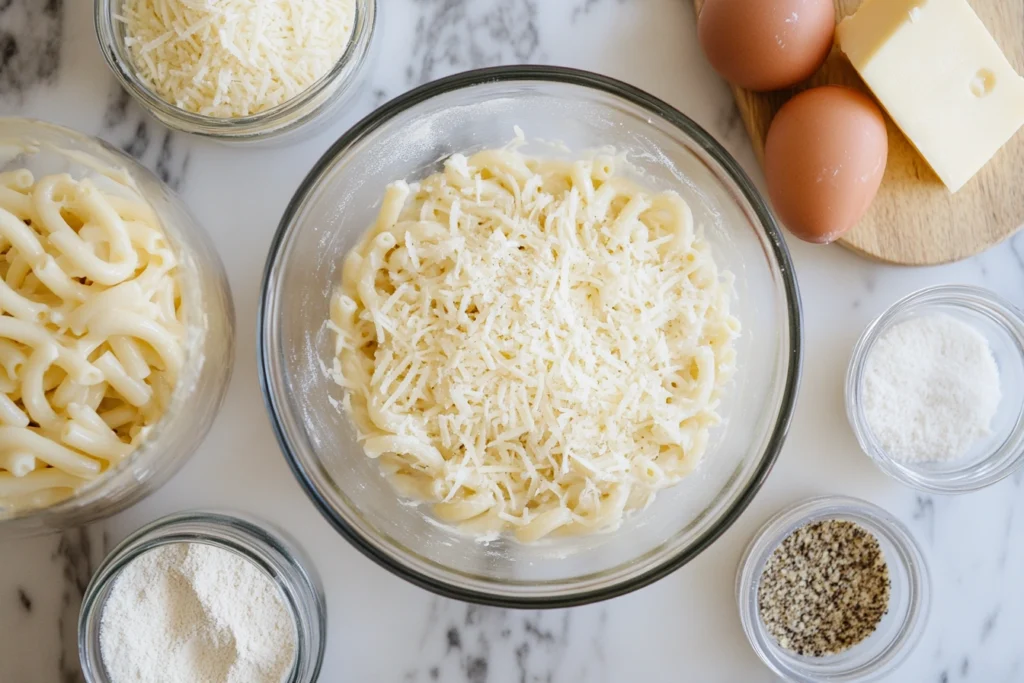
[698,0,835,92]
[764,86,888,244]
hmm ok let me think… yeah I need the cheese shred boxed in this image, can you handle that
[119,0,356,118]
[330,142,740,542]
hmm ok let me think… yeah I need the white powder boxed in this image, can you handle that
[862,314,1001,463]
[99,543,297,683]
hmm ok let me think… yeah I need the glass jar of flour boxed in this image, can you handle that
[78,511,326,683]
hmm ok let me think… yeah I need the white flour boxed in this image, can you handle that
[862,314,1001,463]
[99,543,297,683]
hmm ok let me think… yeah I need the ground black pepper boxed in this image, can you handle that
[757,519,891,657]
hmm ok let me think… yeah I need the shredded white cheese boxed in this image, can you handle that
[330,143,740,542]
[119,0,356,118]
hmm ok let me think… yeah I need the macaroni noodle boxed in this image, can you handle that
[0,170,185,513]
[330,144,739,542]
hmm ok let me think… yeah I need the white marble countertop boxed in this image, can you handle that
[2,1,1024,681]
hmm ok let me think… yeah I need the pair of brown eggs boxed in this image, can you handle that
[698,0,888,244]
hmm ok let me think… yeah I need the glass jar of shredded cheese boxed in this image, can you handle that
[94,0,377,142]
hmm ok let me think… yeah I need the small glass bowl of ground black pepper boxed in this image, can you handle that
[737,496,930,682]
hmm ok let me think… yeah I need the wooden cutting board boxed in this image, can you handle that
[692,0,1024,266]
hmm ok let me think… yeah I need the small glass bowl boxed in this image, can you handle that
[79,511,326,683]
[737,496,930,682]
[94,0,377,142]
[846,285,1024,493]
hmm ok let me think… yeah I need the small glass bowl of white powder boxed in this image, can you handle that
[78,511,325,683]
[847,285,1024,493]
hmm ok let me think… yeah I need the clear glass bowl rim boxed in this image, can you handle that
[845,284,1024,493]
[93,0,378,139]
[735,495,931,682]
[257,65,804,608]
[77,510,327,683]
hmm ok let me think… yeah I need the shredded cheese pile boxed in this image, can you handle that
[119,0,356,118]
[330,145,740,542]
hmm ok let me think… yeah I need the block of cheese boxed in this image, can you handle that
[837,0,1024,193]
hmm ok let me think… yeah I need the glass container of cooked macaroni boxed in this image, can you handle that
[260,67,802,607]
[0,118,234,537]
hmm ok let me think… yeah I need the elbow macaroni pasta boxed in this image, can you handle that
[329,143,740,542]
[0,170,185,514]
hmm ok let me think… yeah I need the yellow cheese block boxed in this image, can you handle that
[837,0,1024,192]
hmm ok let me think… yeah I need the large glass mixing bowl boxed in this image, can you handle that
[259,67,802,607]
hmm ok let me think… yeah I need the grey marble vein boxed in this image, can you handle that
[980,608,999,644]
[1010,233,1024,273]
[570,0,630,23]
[912,495,935,545]
[370,87,390,107]
[996,507,1013,570]
[407,0,542,85]
[55,528,107,683]
[17,586,32,612]
[404,599,609,683]
[0,528,106,683]
[0,0,63,99]
[100,86,191,191]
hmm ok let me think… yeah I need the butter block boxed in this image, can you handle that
[837,0,1024,192]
